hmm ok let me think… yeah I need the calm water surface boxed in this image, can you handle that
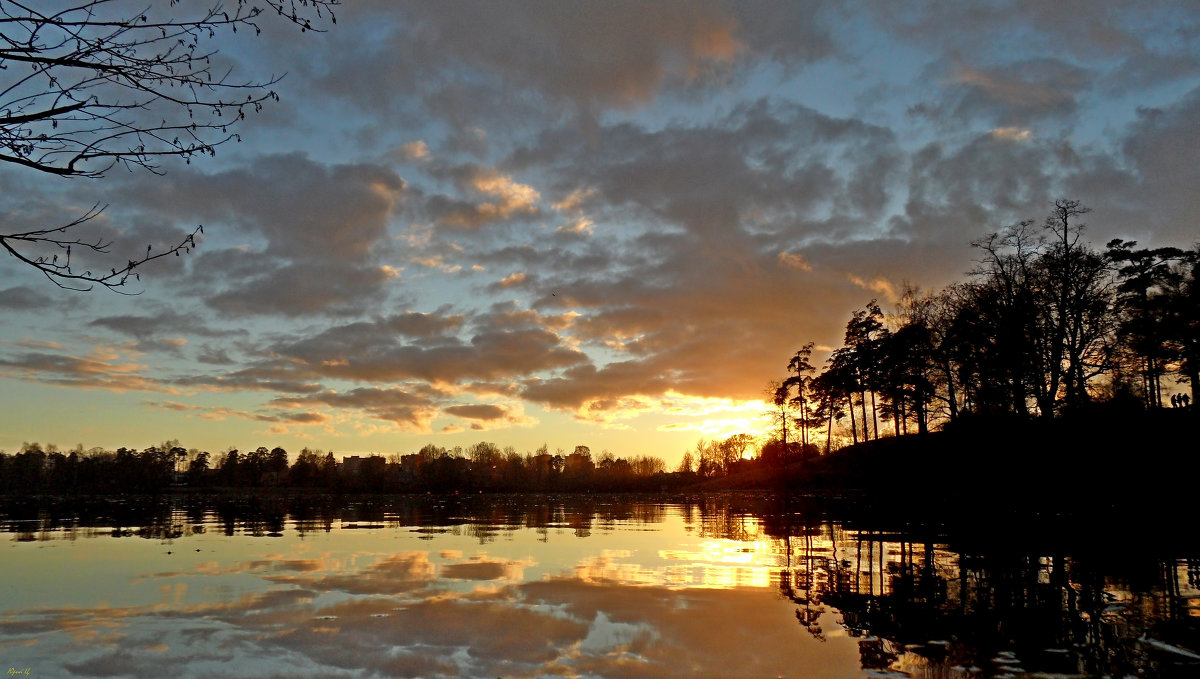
[1,493,1197,678]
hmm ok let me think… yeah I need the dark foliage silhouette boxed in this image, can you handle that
[773,199,1199,454]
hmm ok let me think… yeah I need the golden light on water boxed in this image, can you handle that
[572,542,778,590]
[659,540,777,588]
[4,497,1197,678]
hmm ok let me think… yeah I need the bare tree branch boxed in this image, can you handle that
[0,203,204,292]
[0,0,337,290]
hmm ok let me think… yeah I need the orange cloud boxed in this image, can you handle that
[777,251,813,271]
[496,272,528,288]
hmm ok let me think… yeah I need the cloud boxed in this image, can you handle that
[470,171,540,212]
[195,345,236,365]
[3,0,1199,457]
[427,165,541,229]
[454,100,927,416]
[846,274,900,304]
[316,2,754,115]
[556,217,595,237]
[0,285,52,310]
[873,1,1160,62]
[493,272,529,289]
[442,402,536,430]
[172,363,324,395]
[949,60,1090,124]
[990,127,1033,142]
[443,404,508,421]
[88,310,244,354]
[267,313,587,385]
[17,339,62,350]
[118,153,408,317]
[0,346,168,393]
[129,153,406,263]
[145,400,330,426]
[396,140,430,160]
[1118,85,1200,242]
[553,188,598,213]
[777,252,812,271]
[272,388,439,432]
[204,263,399,318]
[514,98,900,246]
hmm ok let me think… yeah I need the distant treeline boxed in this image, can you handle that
[0,438,779,495]
[772,199,1199,455]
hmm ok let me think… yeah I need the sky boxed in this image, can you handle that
[1,1,1198,463]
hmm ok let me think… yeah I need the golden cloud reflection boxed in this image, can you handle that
[565,538,782,590]
[4,534,854,677]
[5,501,1195,679]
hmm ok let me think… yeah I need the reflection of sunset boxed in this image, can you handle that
[3,496,1197,678]
[564,535,786,590]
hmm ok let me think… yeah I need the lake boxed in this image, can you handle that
[1,493,1197,678]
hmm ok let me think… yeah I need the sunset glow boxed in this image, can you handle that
[2,2,1198,466]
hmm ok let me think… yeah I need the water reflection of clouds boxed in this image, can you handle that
[265,551,439,595]
[9,529,1034,678]
[442,555,531,581]
[139,557,328,582]
[136,548,536,600]
[8,497,1198,677]
[1,504,906,677]
[571,550,773,590]
[253,578,849,678]
[2,545,861,678]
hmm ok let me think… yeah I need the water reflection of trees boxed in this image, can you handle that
[0,492,785,544]
[0,494,677,543]
[5,492,1196,677]
[767,504,1200,678]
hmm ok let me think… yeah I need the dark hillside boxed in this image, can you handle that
[713,408,1199,516]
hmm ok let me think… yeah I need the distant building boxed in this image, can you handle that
[339,455,364,477]
[400,454,421,474]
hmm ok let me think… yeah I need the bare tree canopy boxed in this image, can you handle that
[0,0,338,290]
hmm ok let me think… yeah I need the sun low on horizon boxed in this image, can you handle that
[2,1,1199,467]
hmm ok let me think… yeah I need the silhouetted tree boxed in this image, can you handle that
[844,301,885,439]
[808,370,845,454]
[1038,200,1115,410]
[767,379,792,461]
[968,219,1043,415]
[776,199,1198,450]
[1106,239,1186,407]
[288,448,321,487]
[824,347,861,444]
[320,452,337,487]
[218,449,240,486]
[187,451,210,486]
[785,342,817,451]
[1180,247,1200,405]
[716,434,754,473]
[964,200,1117,416]
[269,447,289,476]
